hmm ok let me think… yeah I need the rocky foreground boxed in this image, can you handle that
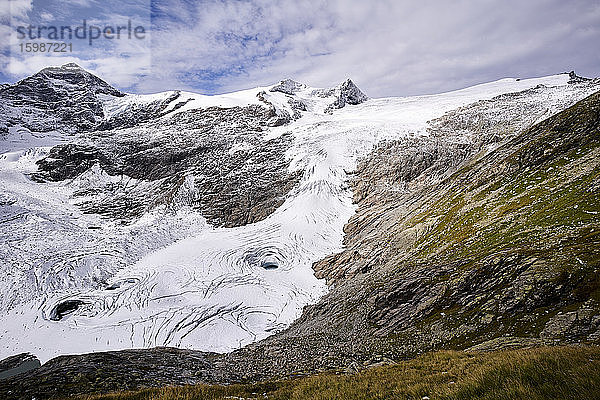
[50,346,600,400]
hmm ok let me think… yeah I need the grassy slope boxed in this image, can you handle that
[400,91,600,344]
[325,90,600,352]
[410,92,600,270]
[76,346,600,400]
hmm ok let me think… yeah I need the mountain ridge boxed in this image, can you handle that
[0,62,370,146]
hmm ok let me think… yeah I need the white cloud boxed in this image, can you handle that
[3,0,33,20]
[2,0,600,96]
[136,0,600,96]
[39,11,53,22]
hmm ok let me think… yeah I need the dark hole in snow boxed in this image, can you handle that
[261,261,279,270]
[87,226,101,230]
[105,278,137,290]
[105,283,120,290]
[49,300,85,321]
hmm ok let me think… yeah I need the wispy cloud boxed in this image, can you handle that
[142,0,600,96]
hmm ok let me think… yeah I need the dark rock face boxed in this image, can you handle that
[33,144,111,182]
[0,348,220,399]
[0,63,124,133]
[568,70,592,84]
[0,353,40,381]
[33,104,300,227]
[324,79,369,113]
[338,79,369,105]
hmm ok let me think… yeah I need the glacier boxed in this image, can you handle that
[1,67,598,362]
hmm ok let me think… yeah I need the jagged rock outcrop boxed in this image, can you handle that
[33,104,300,226]
[324,79,369,113]
[269,77,368,114]
[568,70,592,84]
[0,353,40,381]
[0,349,218,398]
[270,78,308,95]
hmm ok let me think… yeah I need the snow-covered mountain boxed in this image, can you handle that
[0,63,598,364]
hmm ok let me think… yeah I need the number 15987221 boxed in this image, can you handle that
[19,42,73,52]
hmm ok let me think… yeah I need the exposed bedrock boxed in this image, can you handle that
[0,353,41,381]
[33,104,300,227]
[0,63,124,133]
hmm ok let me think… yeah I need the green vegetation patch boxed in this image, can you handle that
[73,346,600,400]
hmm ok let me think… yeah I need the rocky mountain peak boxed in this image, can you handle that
[270,77,368,106]
[32,63,124,97]
[568,70,592,84]
[269,78,307,95]
[324,78,368,113]
[61,62,83,69]
[337,78,368,105]
[0,64,124,133]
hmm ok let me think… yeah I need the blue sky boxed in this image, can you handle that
[1,0,599,97]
